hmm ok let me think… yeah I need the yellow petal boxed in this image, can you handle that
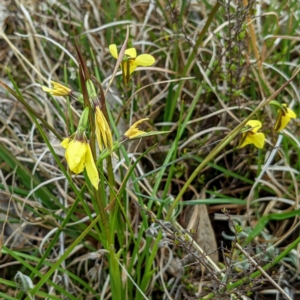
[85,144,99,190]
[109,44,118,59]
[95,107,113,151]
[131,118,149,127]
[274,106,296,132]
[246,120,262,133]
[275,114,292,132]
[128,60,138,75]
[274,113,283,132]
[42,81,71,96]
[65,140,87,174]
[61,137,70,149]
[120,61,132,77]
[275,111,284,131]
[51,81,70,91]
[98,109,107,150]
[249,132,265,149]
[102,113,113,151]
[42,86,53,93]
[238,133,250,148]
[125,48,137,58]
[127,129,145,139]
[124,118,149,139]
[286,107,296,119]
[95,112,103,152]
[135,54,155,67]
[106,127,113,151]
[238,132,265,149]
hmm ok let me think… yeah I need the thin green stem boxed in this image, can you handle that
[29,214,102,297]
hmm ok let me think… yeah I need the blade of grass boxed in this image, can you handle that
[0,142,59,209]
[2,246,78,300]
[26,214,101,298]
[242,209,300,246]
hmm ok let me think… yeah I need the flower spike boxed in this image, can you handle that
[238,120,265,149]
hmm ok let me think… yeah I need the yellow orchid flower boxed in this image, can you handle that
[109,44,155,84]
[274,104,296,132]
[124,118,149,139]
[85,79,113,152]
[95,106,113,152]
[238,120,265,149]
[61,133,99,190]
[42,81,71,96]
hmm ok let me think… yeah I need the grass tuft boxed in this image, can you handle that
[0,1,299,299]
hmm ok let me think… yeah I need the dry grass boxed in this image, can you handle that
[0,0,299,299]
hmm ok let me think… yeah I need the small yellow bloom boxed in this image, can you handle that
[95,106,113,152]
[61,134,99,190]
[238,120,265,149]
[42,81,71,96]
[274,104,296,132]
[109,44,155,77]
[124,118,149,139]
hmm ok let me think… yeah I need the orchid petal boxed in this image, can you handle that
[85,145,99,190]
[125,48,137,58]
[61,137,70,149]
[128,61,138,75]
[135,54,155,67]
[124,118,149,139]
[246,120,262,133]
[274,105,296,132]
[65,140,87,174]
[95,107,113,151]
[109,44,119,59]
[247,132,265,149]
